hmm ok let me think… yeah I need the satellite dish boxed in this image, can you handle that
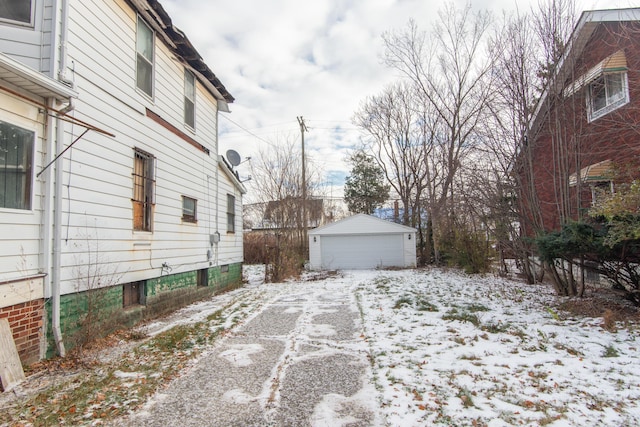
[226,149,241,167]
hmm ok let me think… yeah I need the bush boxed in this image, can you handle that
[440,226,493,274]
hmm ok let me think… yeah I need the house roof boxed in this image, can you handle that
[309,214,416,236]
[130,0,234,107]
[530,8,640,135]
[264,198,324,223]
[219,155,247,195]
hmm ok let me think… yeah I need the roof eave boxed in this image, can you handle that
[529,8,640,136]
[0,52,78,101]
[129,0,234,105]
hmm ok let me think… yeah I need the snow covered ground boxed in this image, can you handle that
[351,267,640,426]
[5,265,637,427]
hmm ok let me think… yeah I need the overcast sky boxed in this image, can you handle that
[162,0,638,202]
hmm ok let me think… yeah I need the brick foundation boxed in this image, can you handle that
[0,299,44,365]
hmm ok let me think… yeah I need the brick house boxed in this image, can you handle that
[520,8,640,234]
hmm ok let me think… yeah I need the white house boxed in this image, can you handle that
[0,0,244,364]
[308,214,417,270]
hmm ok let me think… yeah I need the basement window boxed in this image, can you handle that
[123,281,145,308]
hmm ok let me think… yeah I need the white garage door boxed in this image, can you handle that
[320,234,404,269]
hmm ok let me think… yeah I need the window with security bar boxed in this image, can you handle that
[132,148,155,231]
[0,120,34,210]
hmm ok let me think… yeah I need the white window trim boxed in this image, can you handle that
[181,195,197,223]
[587,72,629,122]
[0,116,37,213]
[0,0,35,27]
[184,70,196,129]
[136,16,155,99]
[227,193,236,233]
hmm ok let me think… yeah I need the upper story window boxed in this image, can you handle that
[184,70,195,128]
[0,120,34,210]
[136,17,154,98]
[588,72,629,122]
[0,0,34,26]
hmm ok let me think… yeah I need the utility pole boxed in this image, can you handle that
[297,116,308,257]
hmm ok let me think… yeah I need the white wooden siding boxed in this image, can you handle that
[0,92,46,282]
[47,0,240,293]
[0,0,51,74]
[0,0,240,294]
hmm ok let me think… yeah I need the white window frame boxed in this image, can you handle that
[136,16,154,98]
[0,0,35,27]
[587,72,629,122]
[227,193,235,233]
[184,70,195,129]
[0,119,35,211]
[132,148,156,231]
[182,195,197,223]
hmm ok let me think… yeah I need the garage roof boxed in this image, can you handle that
[309,214,416,236]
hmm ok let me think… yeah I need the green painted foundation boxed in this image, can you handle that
[46,263,243,358]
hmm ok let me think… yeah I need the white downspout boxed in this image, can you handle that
[41,101,54,331]
[52,0,73,357]
[215,109,220,266]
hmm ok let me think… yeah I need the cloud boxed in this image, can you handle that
[161,0,632,202]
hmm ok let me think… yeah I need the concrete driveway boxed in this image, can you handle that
[116,280,381,426]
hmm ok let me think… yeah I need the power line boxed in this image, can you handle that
[219,114,279,148]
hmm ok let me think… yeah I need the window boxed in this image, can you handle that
[0,0,33,26]
[132,148,155,231]
[0,120,34,210]
[123,281,144,307]
[197,269,208,287]
[184,70,195,128]
[136,16,154,97]
[591,181,614,207]
[227,194,235,233]
[588,72,628,122]
[182,195,197,222]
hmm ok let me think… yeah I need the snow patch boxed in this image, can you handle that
[306,323,336,337]
[219,343,264,366]
[222,388,255,404]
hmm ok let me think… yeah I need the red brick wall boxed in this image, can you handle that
[0,299,44,365]
[522,21,640,233]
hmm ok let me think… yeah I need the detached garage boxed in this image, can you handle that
[308,214,417,270]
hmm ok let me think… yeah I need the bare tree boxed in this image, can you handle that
[379,3,495,263]
[478,10,545,282]
[248,137,322,281]
[353,82,434,264]
[482,1,580,293]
